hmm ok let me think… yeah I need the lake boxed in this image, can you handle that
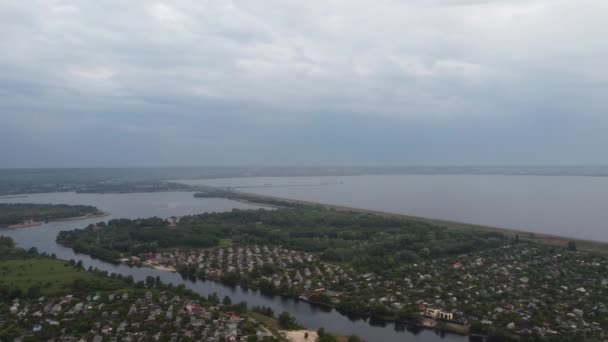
[0,191,465,342]
[180,174,608,242]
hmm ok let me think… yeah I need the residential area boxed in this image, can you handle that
[0,289,280,341]
[119,243,608,339]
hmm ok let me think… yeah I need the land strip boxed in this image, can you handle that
[230,190,608,254]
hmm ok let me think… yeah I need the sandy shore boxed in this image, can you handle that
[3,211,110,230]
[282,330,318,342]
[7,221,43,229]
[47,211,110,222]
[149,264,177,272]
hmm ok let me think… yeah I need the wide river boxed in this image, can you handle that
[181,174,608,242]
[0,191,463,342]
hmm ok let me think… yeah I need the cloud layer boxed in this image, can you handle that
[1,0,607,167]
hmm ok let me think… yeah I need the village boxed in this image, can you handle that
[121,246,348,306]
[0,289,279,341]
[120,243,608,339]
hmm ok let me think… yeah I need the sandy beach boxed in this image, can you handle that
[149,264,177,272]
[282,330,318,342]
[7,221,43,229]
[3,211,110,230]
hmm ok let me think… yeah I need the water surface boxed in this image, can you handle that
[180,174,608,242]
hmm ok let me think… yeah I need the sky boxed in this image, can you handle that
[1,0,607,167]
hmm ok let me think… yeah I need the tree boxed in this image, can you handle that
[145,276,155,288]
[348,336,362,342]
[26,285,41,298]
[567,241,577,251]
[318,333,338,342]
[222,295,232,306]
[278,311,298,329]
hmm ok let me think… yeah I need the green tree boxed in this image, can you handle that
[278,311,298,329]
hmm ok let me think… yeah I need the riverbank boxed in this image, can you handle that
[48,211,110,222]
[7,221,42,229]
[0,195,28,199]
[4,211,109,229]
[283,330,319,342]
[146,262,177,272]
[230,190,608,254]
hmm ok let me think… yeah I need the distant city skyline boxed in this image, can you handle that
[1,1,607,167]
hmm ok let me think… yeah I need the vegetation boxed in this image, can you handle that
[194,189,298,207]
[57,206,506,270]
[277,311,300,330]
[0,258,125,298]
[55,206,608,340]
[0,236,289,341]
[0,203,103,227]
[317,327,339,342]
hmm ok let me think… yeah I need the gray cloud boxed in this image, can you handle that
[1,0,607,167]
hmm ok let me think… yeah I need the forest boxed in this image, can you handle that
[0,203,103,227]
[56,206,506,270]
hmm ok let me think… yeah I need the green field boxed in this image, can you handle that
[0,258,123,296]
[218,238,233,247]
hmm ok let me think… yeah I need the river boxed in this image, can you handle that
[0,191,465,342]
[180,174,608,242]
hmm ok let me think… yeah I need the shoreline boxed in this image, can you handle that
[3,211,110,230]
[232,190,608,254]
[6,221,43,229]
[47,211,110,222]
[0,195,29,199]
[147,263,177,272]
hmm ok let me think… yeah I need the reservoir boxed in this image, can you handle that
[181,174,608,242]
[0,191,465,342]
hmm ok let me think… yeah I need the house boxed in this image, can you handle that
[425,307,454,320]
[101,325,112,335]
[228,312,242,322]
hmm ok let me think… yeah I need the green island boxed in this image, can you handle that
[0,203,106,228]
[56,206,608,341]
[0,235,356,341]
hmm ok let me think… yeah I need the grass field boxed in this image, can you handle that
[218,238,233,247]
[0,258,123,296]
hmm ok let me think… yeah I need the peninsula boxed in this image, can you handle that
[0,203,107,229]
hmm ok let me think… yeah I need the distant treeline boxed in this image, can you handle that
[76,181,193,194]
[57,206,506,270]
[194,188,297,207]
[0,203,101,227]
[4,166,608,195]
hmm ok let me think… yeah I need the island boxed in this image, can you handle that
[0,203,107,228]
[56,205,608,341]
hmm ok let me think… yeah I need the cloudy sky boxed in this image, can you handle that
[1,0,607,167]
